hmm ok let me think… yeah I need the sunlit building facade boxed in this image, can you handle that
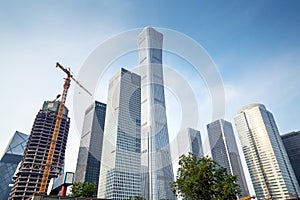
[207,119,249,197]
[0,131,28,200]
[137,26,175,200]
[75,101,106,197]
[234,104,300,199]
[98,68,141,200]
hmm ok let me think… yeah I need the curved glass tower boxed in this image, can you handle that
[137,27,175,200]
[234,104,300,199]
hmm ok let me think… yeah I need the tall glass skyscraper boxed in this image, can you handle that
[172,128,203,179]
[281,131,300,187]
[234,104,300,199]
[137,27,175,200]
[176,128,203,159]
[98,68,141,200]
[75,101,106,197]
[9,101,70,199]
[0,131,28,200]
[207,119,249,197]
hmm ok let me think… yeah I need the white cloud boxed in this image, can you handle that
[224,50,300,132]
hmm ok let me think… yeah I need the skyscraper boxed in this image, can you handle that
[137,26,175,200]
[0,131,28,200]
[234,104,300,199]
[207,119,249,197]
[98,68,141,200]
[9,101,70,199]
[281,131,300,187]
[176,128,203,159]
[171,128,203,180]
[75,101,106,197]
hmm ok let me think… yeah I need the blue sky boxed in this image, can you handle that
[0,0,299,195]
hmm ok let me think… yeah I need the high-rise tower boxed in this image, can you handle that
[75,101,106,197]
[172,128,203,180]
[281,131,300,187]
[98,68,141,200]
[207,119,249,197]
[9,101,70,199]
[234,104,300,199]
[137,26,175,200]
[0,131,28,200]
[176,128,203,159]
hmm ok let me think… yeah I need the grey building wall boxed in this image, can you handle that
[176,128,203,159]
[0,131,28,200]
[75,101,106,197]
[281,131,300,188]
[207,119,249,197]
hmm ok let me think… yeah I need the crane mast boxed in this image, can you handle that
[38,62,90,193]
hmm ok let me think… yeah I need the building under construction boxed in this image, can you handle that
[9,101,70,199]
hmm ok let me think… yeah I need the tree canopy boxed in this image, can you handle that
[129,196,144,200]
[70,181,96,197]
[170,153,241,200]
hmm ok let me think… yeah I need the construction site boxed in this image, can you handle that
[9,63,91,199]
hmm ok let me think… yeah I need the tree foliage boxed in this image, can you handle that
[170,153,241,200]
[129,196,144,200]
[70,182,96,197]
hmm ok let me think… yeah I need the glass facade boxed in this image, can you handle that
[281,131,300,188]
[207,119,249,197]
[75,101,106,197]
[98,68,141,200]
[0,131,28,200]
[176,128,203,159]
[188,128,203,159]
[234,104,300,199]
[9,101,70,200]
[137,26,175,200]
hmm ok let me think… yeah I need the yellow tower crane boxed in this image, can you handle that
[38,62,92,194]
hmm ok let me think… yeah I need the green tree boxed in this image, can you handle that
[170,153,241,200]
[70,182,96,197]
[129,196,144,200]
